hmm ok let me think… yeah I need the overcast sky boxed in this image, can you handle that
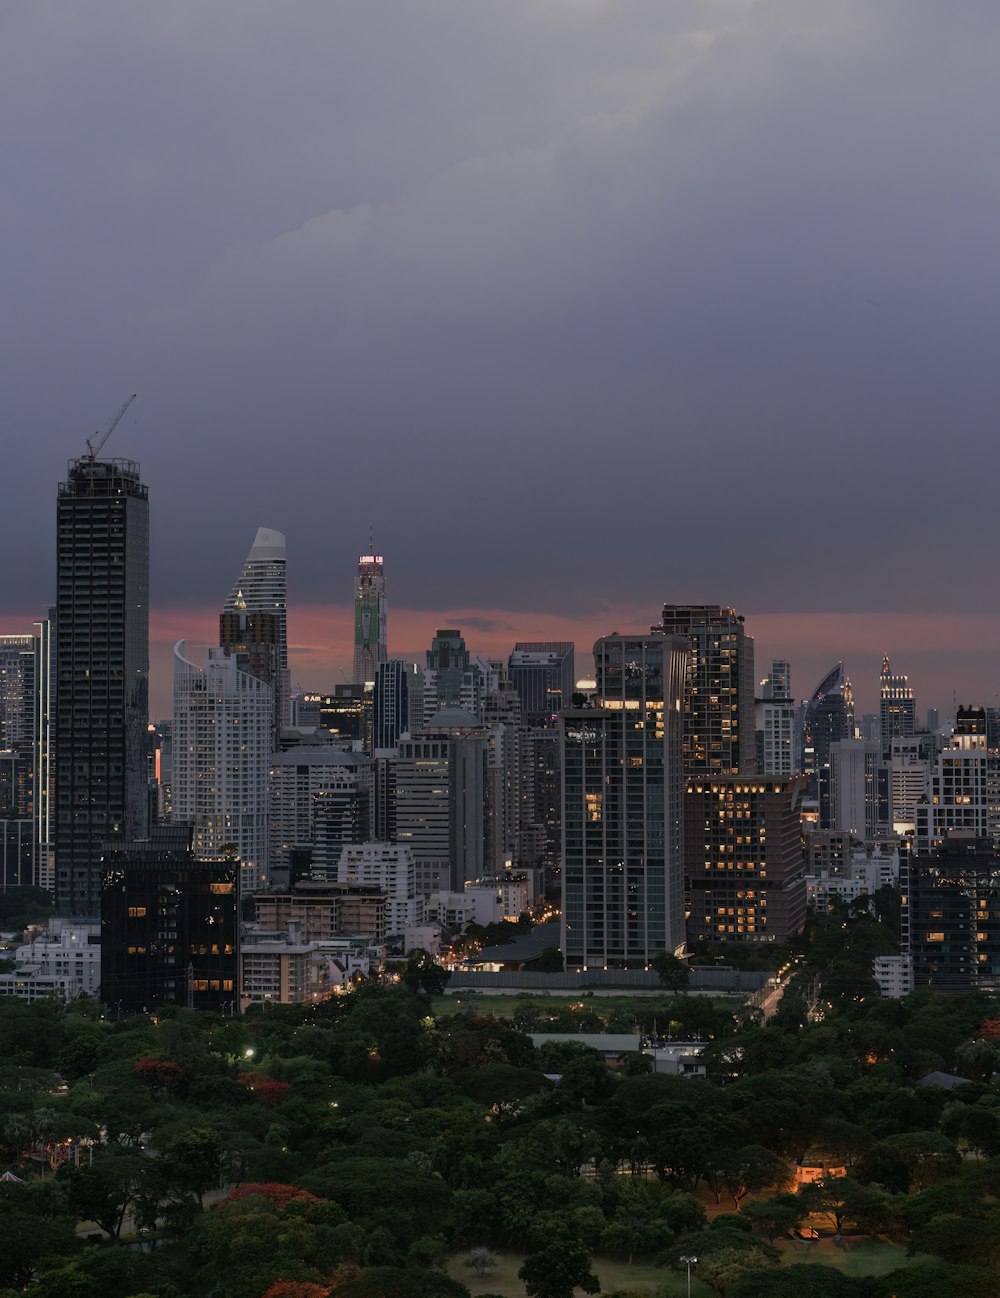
[2,1,998,717]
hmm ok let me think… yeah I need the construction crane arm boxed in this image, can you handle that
[86,393,137,460]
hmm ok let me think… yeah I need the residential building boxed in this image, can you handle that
[561,634,688,969]
[395,708,489,893]
[336,842,421,935]
[0,924,101,1000]
[172,643,273,893]
[915,708,994,853]
[269,747,372,881]
[100,826,239,1015]
[253,880,387,945]
[756,660,798,777]
[903,835,1000,993]
[873,954,913,999]
[654,605,755,776]
[889,738,929,835]
[685,776,808,944]
[55,456,149,916]
[221,528,290,737]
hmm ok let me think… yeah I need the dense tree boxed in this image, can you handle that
[518,1239,600,1298]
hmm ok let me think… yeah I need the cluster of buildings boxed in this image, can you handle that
[1,447,998,1011]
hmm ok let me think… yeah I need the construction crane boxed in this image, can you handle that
[85,393,137,461]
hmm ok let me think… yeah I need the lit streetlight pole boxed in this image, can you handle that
[680,1254,698,1298]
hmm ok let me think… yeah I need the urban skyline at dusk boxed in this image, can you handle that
[2,2,999,725]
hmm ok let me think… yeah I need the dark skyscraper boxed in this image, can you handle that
[656,605,756,777]
[353,547,387,687]
[508,642,575,728]
[55,457,149,916]
[561,634,688,969]
[880,655,915,760]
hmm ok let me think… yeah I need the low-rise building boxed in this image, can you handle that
[254,880,387,945]
[874,953,913,998]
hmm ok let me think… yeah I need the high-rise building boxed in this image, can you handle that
[880,656,915,760]
[655,605,756,776]
[33,615,54,893]
[828,738,881,840]
[353,549,387,687]
[915,708,994,853]
[888,738,929,836]
[508,643,575,728]
[685,776,807,944]
[561,634,688,969]
[55,457,149,916]
[100,824,239,1015]
[172,643,273,894]
[903,836,1000,993]
[372,661,421,750]
[419,629,496,722]
[802,664,854,782]
[755,660,798,777]
[0,635,36,752]
[395,708,489,893]
[222,528,289,736]
[0,634,37,888]
[269,746,372,881]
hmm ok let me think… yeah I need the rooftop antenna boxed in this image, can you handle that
[85,393,137,461]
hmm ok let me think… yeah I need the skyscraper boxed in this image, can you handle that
[172,643,273,894]
[802,663,854,780]
[655,605,756,776]
[561,634,688,969]
[372,660,421,750]
[353,548,387,686]
[880,656,915,760]
[686,776,807,944]
[508,642,575,728]
[221,528,289,736]
[55,456,149,916]
[755,659,798,777]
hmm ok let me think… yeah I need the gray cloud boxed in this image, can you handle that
[1,1,999,631]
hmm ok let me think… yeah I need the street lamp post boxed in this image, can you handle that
[680,1254,698,1298]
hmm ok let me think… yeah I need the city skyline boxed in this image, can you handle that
[2,4,1000,711]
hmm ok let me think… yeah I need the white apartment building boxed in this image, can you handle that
[873,954,913,999]
[336,842,421,935]
[0,924,101,1000]
[172,643,273,893]
[915,717,994,853]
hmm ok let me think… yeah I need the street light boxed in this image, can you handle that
[680,1254,698,1298]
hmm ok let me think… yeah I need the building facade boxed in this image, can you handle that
[880,656,916,760]
[685,776,808,944]
[222,528,290,735]
[561,634,688,969]
[508,642,575,728]
[55,457,149,916]
[655,605,756,777]
[353,550,387,687]
[100,827,239,1014]
[172,643,273,893]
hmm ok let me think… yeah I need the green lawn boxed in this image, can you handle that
[448,1239,912,1297]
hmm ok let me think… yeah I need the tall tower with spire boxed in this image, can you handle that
[880,655,915,760]
[353,539,387,686]
[220,527,289,739]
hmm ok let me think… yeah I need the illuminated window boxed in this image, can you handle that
[926,931,945,942]
[127,906,147,918]
[209,882,234,894]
